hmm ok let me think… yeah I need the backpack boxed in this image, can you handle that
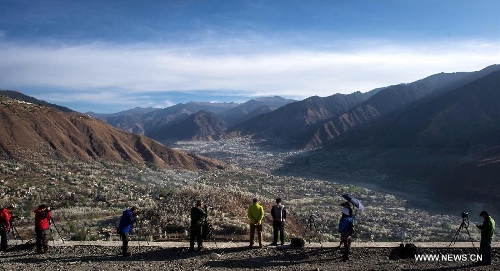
[272,204,284,221]
[290,237,305,247]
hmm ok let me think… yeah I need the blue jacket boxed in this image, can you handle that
[118,209,137,234]
[338,217,354,234]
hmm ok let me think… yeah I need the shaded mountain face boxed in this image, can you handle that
[230,91,380,147]
[277,68,500,211]
[306,65,500,148]
[437,146,500,209]
[237,65,500,149]
[146,110,228,144]
[0,95,225,171]
[218,96,296,127]
[93,101,238,136]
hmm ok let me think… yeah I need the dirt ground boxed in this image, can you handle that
[0,241,497,270]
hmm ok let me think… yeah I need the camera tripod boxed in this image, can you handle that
[449,216,475,249]
[10,224,24,242]
[49,217,65,244]
[304,214,322,245]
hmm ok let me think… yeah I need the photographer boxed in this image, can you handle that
[0,204,16,251]
[189,200,207,252]
[118,206,139,257]
[476,211,495,265]
[34,204,52,254]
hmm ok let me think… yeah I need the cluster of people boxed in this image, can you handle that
[247,197,287,248]
[0,204,53,254]
[0,201,496,266]
[181,197,287,251]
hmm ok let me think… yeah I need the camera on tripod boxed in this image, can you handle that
[461,212,468,219]
[449,211,475,247]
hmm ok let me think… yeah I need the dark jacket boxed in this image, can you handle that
[191,206,207,226]
[271,203,286,222]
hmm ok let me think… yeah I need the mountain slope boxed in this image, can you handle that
[304,64,500,148]
[0,96,226,171]
[94,102,238,136]
[218,96,296,126]
[146,110,228,143]
[231,91,376,146]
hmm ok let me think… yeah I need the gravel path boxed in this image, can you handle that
[0,242,498,270]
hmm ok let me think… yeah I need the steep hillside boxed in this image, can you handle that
[305,65,500,148]
[437,146,500,205]
[231,91,375,146]
[0,95,226,171]
[146,110,228,144]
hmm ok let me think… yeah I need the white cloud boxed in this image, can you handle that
[0,39,498,104]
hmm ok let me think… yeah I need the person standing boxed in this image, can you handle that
[118,206,139,256]
[476,211,495,265]
[190,200,207,251]
[34,204,52,254]
[338,202,355,261]
[270,198,286,246]
[338,201,353,248]
[247,198,264,248]
[0,205,16,251]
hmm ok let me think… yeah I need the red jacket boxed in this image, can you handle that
[0,208,12,230]
[34,208,52,230]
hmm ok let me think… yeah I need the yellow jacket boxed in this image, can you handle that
[247,203,264,224]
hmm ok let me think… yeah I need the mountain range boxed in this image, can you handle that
[89,96,295,144]
[88,65,500,151]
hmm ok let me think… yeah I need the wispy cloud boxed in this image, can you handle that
[0,39,498,109]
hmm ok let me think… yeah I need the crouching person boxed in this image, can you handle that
[34,204,52,254]
[118,206,139,257]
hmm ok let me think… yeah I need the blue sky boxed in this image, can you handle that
[0,0,499,113]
